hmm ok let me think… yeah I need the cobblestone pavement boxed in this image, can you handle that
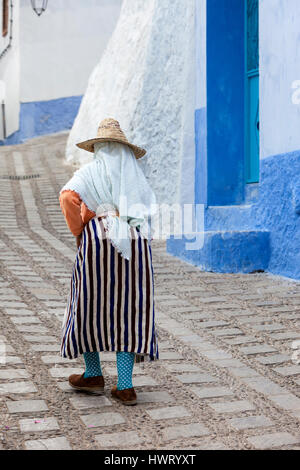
[0,133,300,450]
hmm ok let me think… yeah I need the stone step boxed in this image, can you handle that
[167,230,270,274]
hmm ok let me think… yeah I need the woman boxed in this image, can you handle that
[59,118,158,406]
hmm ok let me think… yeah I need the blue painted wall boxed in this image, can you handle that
[252,151,300,279]
[168,1,300,280]
[167,229,270,274]
[205,0,245,205]
[202,151,300,279]
[168,149,300,279]
[0,96,82,146]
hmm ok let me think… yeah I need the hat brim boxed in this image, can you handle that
[76,137,146,159]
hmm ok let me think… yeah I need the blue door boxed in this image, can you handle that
[245,0,259,183]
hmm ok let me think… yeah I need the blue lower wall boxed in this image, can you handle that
[0,95,82,146]
[167,230,270,274]
[167,150,300,280]
[251,150,300,279]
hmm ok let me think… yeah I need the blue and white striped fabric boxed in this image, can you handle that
[60,216,159,364]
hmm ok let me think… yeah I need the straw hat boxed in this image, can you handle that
[76,118,146,159]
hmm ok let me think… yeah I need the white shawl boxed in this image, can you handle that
[60,141,156,260]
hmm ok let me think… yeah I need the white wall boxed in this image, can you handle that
[178,1,197,205]
[66,0,196,206]
[195,0,206,110]
[260,0,300,159]
[19,0,122,102]
[0,0,20,139]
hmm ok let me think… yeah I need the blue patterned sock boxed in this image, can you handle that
[83,351,102,378]
[116,351,135,390]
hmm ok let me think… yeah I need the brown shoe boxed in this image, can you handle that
[69,373,104,394]
[111,385,137,405]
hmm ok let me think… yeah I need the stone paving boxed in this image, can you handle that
[0,133,299,450]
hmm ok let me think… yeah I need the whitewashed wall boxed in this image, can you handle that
[0,0,20,139]
[19,0,122,102]
[260,0,300,159]
[66,0,196,205]
[195,0,206,110]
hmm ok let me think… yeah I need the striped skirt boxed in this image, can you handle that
[60,216,159,363]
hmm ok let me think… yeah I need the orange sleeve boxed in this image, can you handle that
[59,190,84,236]
[81,202,96,226]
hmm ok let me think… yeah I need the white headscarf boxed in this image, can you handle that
[60,141,156,260]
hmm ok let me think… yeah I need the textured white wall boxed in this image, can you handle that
[0,0,20,138]
[19,0,122,102]
[195,0,206,110]
[66,0,196,205]
[260,0,300,159]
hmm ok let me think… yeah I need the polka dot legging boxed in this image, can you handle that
[83,351,102,378]
[83,351,135,390]
[116,351,135,390]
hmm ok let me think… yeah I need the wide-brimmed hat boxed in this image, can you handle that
[76,118,146,159]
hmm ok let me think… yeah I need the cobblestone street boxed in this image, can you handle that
[0,134,299,450]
